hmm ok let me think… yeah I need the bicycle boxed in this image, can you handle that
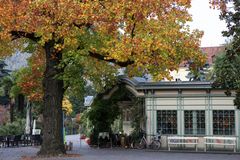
[136,133,161,150]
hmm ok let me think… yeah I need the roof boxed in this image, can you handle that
[120,77,213,90]
[179,46,225,67]
[201,46,225,65]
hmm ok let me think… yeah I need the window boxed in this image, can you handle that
[184,110,205,135]
[213,110,235,135]
[157,110,177,134]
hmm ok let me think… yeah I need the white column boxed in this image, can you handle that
[205,110,210,135]
[153,104,157,136]
[32,119,36,135]
[177,108,181,135]
[235,109,240,151]
[145,97,154,142]
[209,96,213,136]
[192,111,197,135]
[179,110,184,136]
[25,101,31,134]
[205,92,212,136]
[177,91,184,136]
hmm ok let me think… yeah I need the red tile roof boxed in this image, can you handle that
[201,46,225,65]
[179,46,225,67]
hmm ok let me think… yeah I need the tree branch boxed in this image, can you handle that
[88,51,134,67]
[131,15,136,38]
[73,22,92,29]
[11,31,40,42]
[99,1,106,9]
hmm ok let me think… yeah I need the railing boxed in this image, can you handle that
[0,134,42,147]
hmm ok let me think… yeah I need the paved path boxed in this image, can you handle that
[0,134,240,160]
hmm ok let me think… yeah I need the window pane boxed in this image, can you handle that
[213,110,235,135]
[184,110,205,135]
[157,110,177,135]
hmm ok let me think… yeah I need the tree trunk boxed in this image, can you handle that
[38,41,65,156]
[10,100,14,123]
[17,94,25,113]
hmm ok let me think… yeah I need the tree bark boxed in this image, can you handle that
[38,41,65,156]
[17,94,25,113]
[10,100,14,123]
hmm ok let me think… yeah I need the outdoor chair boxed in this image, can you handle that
[23,134,32,146]
[8,135,15,147]
[98,132,112,148]
[20,135,26,146]
[111,134,121,147]
[0,136,7,147]
[31,135,42,146]
[14,135,23,147]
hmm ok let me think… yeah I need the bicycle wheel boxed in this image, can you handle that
[151,140,161,150]
[136,140,146,149]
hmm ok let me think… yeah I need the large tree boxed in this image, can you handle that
[0,0,204,156]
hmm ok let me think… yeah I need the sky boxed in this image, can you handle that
[189,0,228,47]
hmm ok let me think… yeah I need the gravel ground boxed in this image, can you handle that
[0,135,240,160]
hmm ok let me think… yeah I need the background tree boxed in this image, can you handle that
[0,60,12,121]
[62,97,73,116]
[0,0,205,156]
[87,87,127,145]
[0,60,10,97]
[0,76,15,122]
[0,61,27,123]
[211,0,240,108]
[186,60,210,81]
[213,47,240,108]
[0,60,9,78]
[61,51,119,115]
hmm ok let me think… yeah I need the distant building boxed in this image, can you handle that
[170,46,224,81]
[201,46,225,66]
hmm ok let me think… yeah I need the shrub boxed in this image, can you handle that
[0,118,25,136]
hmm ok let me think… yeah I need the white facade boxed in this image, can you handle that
[169,67,190,81]
[117,78,240,151]
[144,90,239,151]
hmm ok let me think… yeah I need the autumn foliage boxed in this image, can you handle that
[62,97,73,115]
[209,0,231,11]
[0,0,205,80]
[17,47,45,102]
